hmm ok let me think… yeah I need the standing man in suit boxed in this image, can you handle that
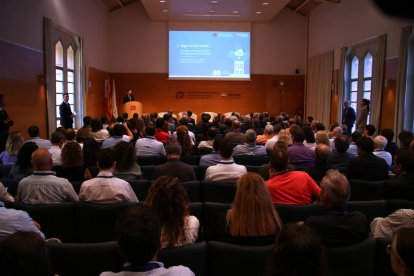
[59,93,73,129]
[122,89,135,104]
[342,100,356,135]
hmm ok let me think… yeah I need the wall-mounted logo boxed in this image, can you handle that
[129,106,136,111]
[176,91,185,99]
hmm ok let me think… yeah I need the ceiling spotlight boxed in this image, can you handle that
[211,0,218,3]
[233,11,239,14]
[263,2,269,5]
[209,10,216,13]
[256,11,262,14]
[162,9,168,12]
[160,0,166,2]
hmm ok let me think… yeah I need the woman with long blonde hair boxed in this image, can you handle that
[0,132,23,165]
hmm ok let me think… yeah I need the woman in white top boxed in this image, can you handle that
[145,176,199,248]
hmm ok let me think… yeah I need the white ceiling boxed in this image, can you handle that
[140,0,291,23]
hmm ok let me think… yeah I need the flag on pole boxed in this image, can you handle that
[111,78,118,119]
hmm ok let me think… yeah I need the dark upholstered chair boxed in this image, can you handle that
[0,178,19,196]
[348,179,385,201]
[202,202,231,241]
[374,237,396,276]
[326,238,376,276]
[137,155,167,166]
[233,155,269,166]
[48,241,122,276]
[386,199,414,215]
[128,179,151,201]
[201,181,236,203]
[140,165,156,180]
[180,155,201,166]
[7,202,76,242]
[182,181,202,202]
[197,147,213,155]
[275,203,324,223]
[158,242,208,276]
[207,241,273,276]
[0,164,12,178]
[74,202,139,243]
[245,165,261,174]
[198,165,209,180]
[345,200,387,223]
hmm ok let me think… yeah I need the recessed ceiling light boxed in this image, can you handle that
[211,0,218,3]
[162,9,168,12]
[160,0,166,2]
[233,11,239,14]
[209,10,216,13]
[263,2,269,5]
[256,11,262,14]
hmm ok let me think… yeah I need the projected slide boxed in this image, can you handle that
[169,31,250,80]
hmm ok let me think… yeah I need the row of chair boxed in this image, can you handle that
[2,177,389,203]
[47,238,394,276]
[7,200,414,244]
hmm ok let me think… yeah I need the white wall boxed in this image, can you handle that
[308,0,414,68]
[0,0,110,70]
[108,2,307,74]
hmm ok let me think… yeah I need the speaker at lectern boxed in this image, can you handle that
[123,101,142,119]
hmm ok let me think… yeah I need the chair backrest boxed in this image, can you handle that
[1,178,19,196]
[386,199,414,215]
[198,165,209,180]
[202,202,231,241]
[275,203,324,223]
[197,147,213,156]
[140,165,156,180]
[48,241,122,276]
[128,179,151,201]
[0,164,12,178]
[75,202,139,243]
[201,181,236,203]
[182,181,202,202]
[349,179,385,201]
[234,155,269,166]
[326,238,376,276]
[137,155,167,166]
[345,200,387,223]
[8,202,76,242]
[158,242,207,276]
[207,241,273,276]
[158,112,177,119]
[180,155,200,166]
[245,165,261,174]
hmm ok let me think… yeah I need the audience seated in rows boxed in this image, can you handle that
[100,205,194,276]
[102,123,132,149]
[232,129,267,157]
[347,136,388,181]
[306,170,369,247]
[268,223,328,276]
[153,143,195,182]
[204,136,247,182]
[54,141,92,181]
[371,209,414,240]
[208,173,282,245]
[145,176,199,248]
[0,132,22,165]
[266,148,320,205]
[17,148,79,204]
[79,148,138,203]
[384,149,414,200]
[24,125,52,149]
[135,124,166,157]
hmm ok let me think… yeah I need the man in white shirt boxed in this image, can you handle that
[25,125,52,149]
[48,131,65,166]
[204,136,247,182]
[373,135,392,167]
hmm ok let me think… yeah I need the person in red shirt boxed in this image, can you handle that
[266,148,320,205]
[154,117,170,143]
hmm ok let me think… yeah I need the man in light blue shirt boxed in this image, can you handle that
[135,125,166,157]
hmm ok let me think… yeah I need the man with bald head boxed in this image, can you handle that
[17,148,79,204]
[306,170,369,247]
[308,143,331,181]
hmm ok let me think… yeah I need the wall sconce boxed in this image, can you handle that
[279,81,285,95]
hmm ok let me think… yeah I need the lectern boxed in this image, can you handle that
[123,101,142,118]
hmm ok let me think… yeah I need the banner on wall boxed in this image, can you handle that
[106,78,118,120]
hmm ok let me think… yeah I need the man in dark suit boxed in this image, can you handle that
[346,136,389,181]
[59,93,73,129]
[122,89,135,104]
[384,149,414,200]
[342,100,356,135]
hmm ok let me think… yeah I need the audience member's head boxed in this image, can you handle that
[82,137,100,167]
[61,141,82,167]
[331,126,343,138]
[50,131,65,146]
[364,124,376,137]
[155,117,165,129]
[320,169,350,209]
[269,148,289,172]
[97,148,116,170]
[334,135,350,153]
[101,116,108,125]
[245,129,257,144]
[374,135,388,150]
[176,125,192,156]
[389,228,414,276]
[398,130,414,150]
[16,142,38,171]
[83,115,92,126]
[315,144,330,163]
[113,141,136,171]
[356,136,375,155]
[0,231,52,276]
[315,122,326,131]
[380,128,395,143]
[145,176,189,248]
[112,123,124,137]
[65,128,76,141]
[116,205,161,266]
[268,223,327,276]
[302,125,316,143]
[91,118,104,132]
[31,148,52,171]
[27,125,40,138]
[394,149,414,175]
[5,132,23,155]
[212,135,222,152]
[164,143,182,158]
[145,124,156,137]
[207,127,217,140]
[351,131,362,143]
[315,131,330,146]
[219,137,234,159]
[228,172,281,237]
[277,129,293,147]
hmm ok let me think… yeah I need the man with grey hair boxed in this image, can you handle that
[373,135,392,167]
[306,169,369,247]
[153,143,195,182]
[256,124,275,145]
[329,126,343,151]
[233,129,267,156]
